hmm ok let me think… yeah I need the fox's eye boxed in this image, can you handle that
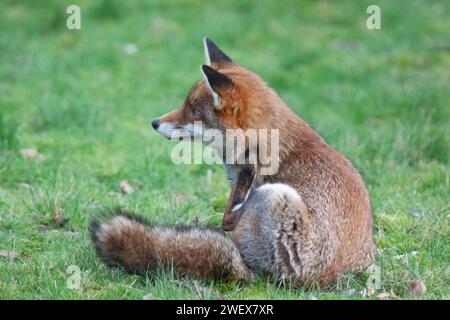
[191,107,201,117]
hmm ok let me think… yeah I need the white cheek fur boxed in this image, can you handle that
[156,122,177,138]
[156,122,204,140]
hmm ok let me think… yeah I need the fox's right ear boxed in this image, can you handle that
[203,37,233,66]
[201,64,233,110]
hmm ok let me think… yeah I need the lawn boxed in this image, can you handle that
[0,0,449,299]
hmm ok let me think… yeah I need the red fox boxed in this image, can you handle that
[91,38,376,286]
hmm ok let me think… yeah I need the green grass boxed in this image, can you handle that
[0,0,449,299]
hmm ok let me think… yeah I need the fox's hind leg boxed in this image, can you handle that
[231,183,337,284]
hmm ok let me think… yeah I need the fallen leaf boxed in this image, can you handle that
[20,148,45,161]
[377,290,397,299]
[376,292,390,299]
[173,192,187,205]
[407,279,427,297]
[143,293,153,300]
[120,180,134,194]
[151,16,165,32]
[53,214,69,227]
[19,183,32,189]
[0,250,18,260]
[20,148,37,159]
[342,288,356,296]
[123,43,138,55]
[360,287,376,297]
[53,200,69,228]
[38,224,51,232]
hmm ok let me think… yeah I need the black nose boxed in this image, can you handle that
[151,119,160,130]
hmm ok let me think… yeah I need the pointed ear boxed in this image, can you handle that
[203,37,233,66]
[201,64,233,110]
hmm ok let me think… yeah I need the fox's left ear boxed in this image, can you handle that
[203,37,233,66]
[201,64,233,110]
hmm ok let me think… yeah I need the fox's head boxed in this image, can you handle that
[151,37,284,141]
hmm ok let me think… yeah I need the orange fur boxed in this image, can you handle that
[91,38,376,286]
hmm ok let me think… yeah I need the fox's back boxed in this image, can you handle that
[260,116,375,271]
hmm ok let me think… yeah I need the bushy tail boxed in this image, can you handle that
[90,210,254,281]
